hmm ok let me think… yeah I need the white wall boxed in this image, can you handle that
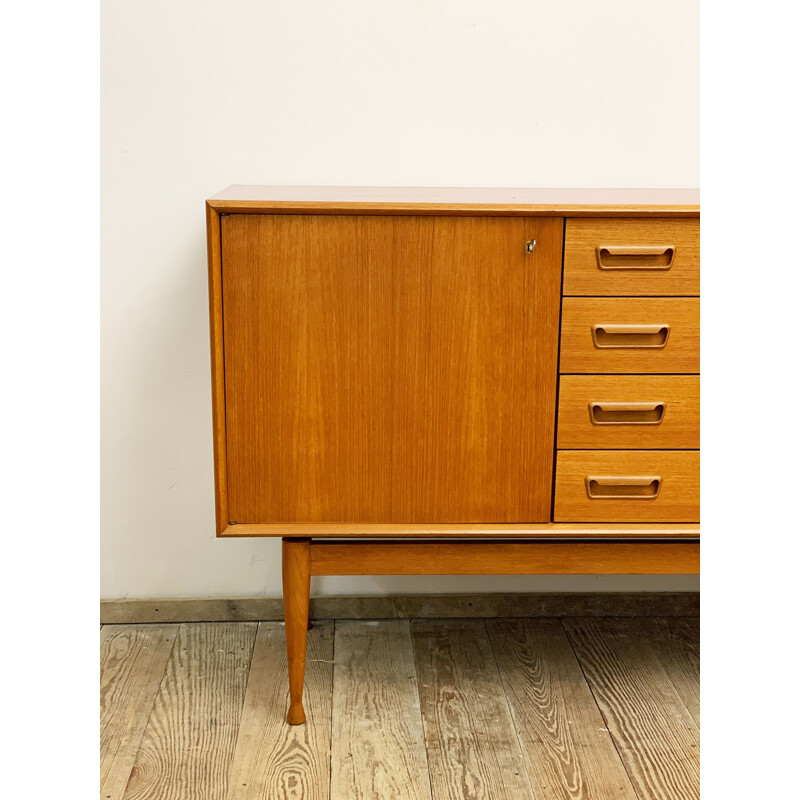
[101,0,699,599]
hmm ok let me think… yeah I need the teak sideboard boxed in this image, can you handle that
[206,186,700,724]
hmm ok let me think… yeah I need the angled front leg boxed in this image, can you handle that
[282,537,311,725]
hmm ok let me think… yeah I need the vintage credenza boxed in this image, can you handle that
[206,186,700,724]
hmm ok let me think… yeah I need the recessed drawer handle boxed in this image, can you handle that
[585,476,662,499]
[589,401,665,425]
[596,245,675,270]
[592,324,670,349]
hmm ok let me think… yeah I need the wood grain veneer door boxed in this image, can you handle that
[391,217,562,522]
[222,214,562,523]
[222,214,394,523]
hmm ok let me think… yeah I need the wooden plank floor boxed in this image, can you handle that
[100,617,699,800]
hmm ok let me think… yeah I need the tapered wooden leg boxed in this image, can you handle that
[282,537,311,725]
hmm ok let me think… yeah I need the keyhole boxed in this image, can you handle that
[525,239,537,253]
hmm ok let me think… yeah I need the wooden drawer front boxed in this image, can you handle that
[554,450,699,522]
[563,218,699,296]
[557,375,699,449]
[560,298,699,374]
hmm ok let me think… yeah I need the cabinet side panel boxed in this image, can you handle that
[207,204,228,532]
[392,217,562,522]
[222,215,394,522]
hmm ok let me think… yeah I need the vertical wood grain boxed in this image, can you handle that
[283,538,311,725]
[121,623,257,800]
[226,622,334,800]
[331,620,431,800]
[222,214,561,523]
[411,619,533,800]
[222,215,393,523]
[564,618,700,800]
[520,217,564,521]
[486,619,637,800]
[206,204,228,532]
[101,625,178,800]
[392,216,562,522]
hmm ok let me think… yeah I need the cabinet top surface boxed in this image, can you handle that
[207,186,699,217]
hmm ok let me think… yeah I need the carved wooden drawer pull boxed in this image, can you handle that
[589,401,665,425]
[592,324,670,349]
[596,245,675,270]
[585,475,662,500]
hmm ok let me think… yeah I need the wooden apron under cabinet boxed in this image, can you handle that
[206,186,700,724]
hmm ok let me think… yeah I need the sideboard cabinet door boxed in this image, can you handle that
[221,214,562,523]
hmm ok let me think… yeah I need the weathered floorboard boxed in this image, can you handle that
[331,620,431,800]
[99,616,699,800]
[487,619,637,800]
[411,619,533,800]
[638,618,700,726]
[121,622,257,800]
[100,625,178,800]
[564,618,700,800]
[226,621,334,800]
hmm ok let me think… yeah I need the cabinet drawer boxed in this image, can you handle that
[554,450,699,522]
[560,298,699,374]
[557,375,699,449]
[563,218,699,296]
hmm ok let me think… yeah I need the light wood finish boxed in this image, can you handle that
[391,215,562,522]
[100,625,178,800]
[411,619,534,799]
[226,622,334,800]
[557,375,700,449]
[560,298,700,374]
[206,204,228,533]
[331,620,431,800]
[222,214,561,523]
[122,623,256,800]
[309,541,700,575]
[564,618,700,800]
[221,214,392,523]
[555,450,700,523]
[563,218,700,296]
[207,188,702,730]
[208,186,699,217]
[282,538,311,725]
[100,591,700,624]
[487,619,638,800]
[101,618,699,798]
[219,522,700,538]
